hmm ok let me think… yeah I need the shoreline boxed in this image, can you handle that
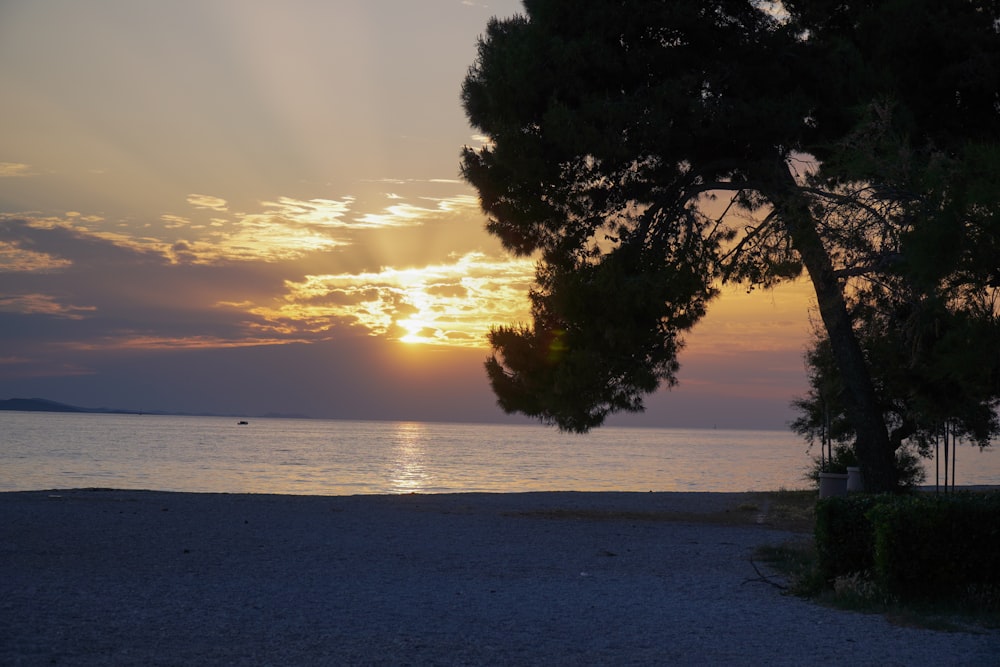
[3,489,998,665]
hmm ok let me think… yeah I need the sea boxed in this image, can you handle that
[1,411,997,495]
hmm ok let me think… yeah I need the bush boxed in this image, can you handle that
[815,492,1000,608]
[814,494,886,581]
[868,493,1000,605]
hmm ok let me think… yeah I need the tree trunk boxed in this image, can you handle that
[950,423,956,490]
[773,164,898,492]
[935,428,940,494]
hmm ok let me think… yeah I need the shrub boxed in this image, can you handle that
[868,493,1000,605]
[814,494,887,581]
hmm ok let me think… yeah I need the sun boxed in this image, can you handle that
[397,317,439,345]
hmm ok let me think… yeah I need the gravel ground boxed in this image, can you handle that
[2,489,997,666]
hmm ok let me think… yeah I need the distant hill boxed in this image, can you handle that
[0,397,139,414]
[0,397,309,419]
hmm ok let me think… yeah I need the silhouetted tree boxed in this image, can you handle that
[461,0,1000,491]
[792,291,1000,488]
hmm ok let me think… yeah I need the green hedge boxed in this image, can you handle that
[815,492,1000,604]
[868,493,1000,602]
[814,494,885,581]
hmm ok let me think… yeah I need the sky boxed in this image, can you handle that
[0,0,815,429]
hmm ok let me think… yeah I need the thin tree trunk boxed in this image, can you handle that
[774,163,897,491]
[821,400,828,469]
[944,423,951,494]
[934,429,941,494]
[952,428,957,489]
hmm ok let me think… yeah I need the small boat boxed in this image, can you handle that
[237,420,249,425]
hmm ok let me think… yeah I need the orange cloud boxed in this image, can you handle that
[0,162,35,177]
[229,251,535,347]
[61,334,309,351]
[0,242,73,273]
[187,193,229,211]
[0,293,95,319]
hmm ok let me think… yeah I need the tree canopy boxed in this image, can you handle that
[461,0,1000,491]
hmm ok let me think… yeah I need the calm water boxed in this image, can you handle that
[1,411,997,495]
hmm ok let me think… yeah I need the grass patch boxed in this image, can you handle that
[755,539,817,594]
[508,489,820,531]
[755,540,817,592]
[506,507,761,526]
[752,489,817,532]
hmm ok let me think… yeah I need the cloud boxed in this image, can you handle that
[0,186,521,357]
[353,194,480,228]
[260,196,354,227]
[0,162,35,177]
[0,241,73,273]
[353,203,433,228]
[5,188,439,267]
[61,333,307,351]
[0,293,95,319]
[164,222,345,264]
[49,196,359,265]
[363,177,465,186]
[160,214,191,228]
[231,251,535,347]
[426,283,469,298]
[2,196,366,266]
[152,196,375,263]
[64,212,105,223]
[69,192,484,266]
[144,193,481,265]
[187,193,228,211]
[262,195,436,231]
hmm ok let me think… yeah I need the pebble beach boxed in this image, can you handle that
[2,489,998,665]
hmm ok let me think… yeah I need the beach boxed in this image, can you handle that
[2,489,998,665]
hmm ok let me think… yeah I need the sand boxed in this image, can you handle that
[2,488,998,665]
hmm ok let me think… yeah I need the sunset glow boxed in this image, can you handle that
[0,0,811,427]
[244,252,536,346]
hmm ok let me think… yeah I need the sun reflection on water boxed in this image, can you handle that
[388,422,430,492]
[7,413,998,496]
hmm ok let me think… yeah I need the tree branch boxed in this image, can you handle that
[832,252,903,279]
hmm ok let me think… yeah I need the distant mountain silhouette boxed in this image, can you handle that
[0,397,139,414]
[0,397,309,419]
